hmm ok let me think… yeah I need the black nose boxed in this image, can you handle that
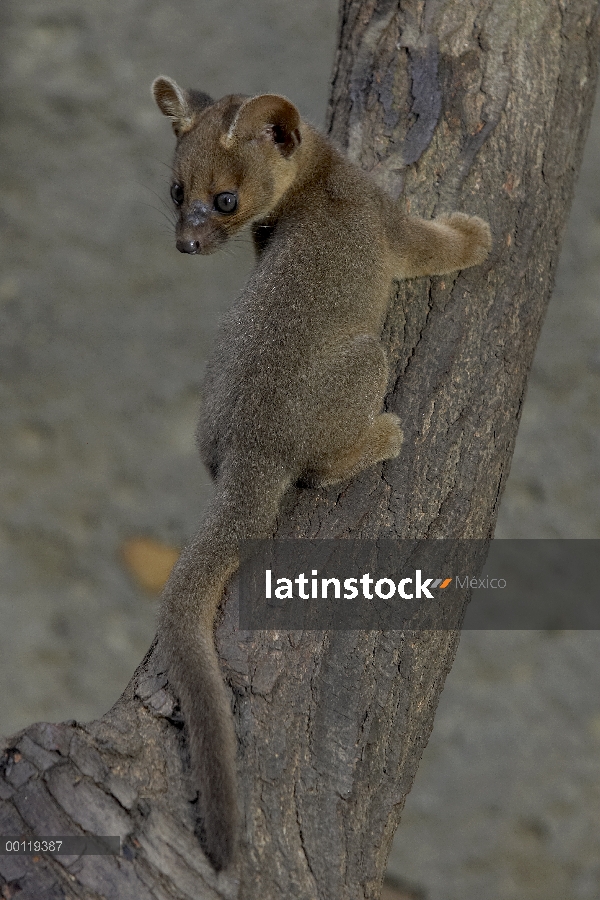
[177,239,200,254]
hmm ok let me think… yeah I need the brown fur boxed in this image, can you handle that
[151,75,491,871]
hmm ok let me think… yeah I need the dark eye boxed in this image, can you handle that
[214,191,238,214]
[170,182,184,206]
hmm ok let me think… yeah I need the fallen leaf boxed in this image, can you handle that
[121,537,180,593]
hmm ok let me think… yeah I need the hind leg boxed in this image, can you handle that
[304,412,403,487]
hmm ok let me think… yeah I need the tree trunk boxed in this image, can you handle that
[1,2,598,899]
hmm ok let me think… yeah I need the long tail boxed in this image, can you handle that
[157,460,291,870]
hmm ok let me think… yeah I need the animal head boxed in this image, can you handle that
[152,76,303,254]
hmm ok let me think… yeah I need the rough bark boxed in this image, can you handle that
[1,2,599,899]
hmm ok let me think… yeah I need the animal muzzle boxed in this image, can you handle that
[176,207,224,254]
[176,237,202,254]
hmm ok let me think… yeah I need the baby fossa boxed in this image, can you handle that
[152,75,491,871]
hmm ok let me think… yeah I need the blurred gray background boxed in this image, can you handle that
[1,3,599,899]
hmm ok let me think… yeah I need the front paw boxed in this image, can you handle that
[440,212,492,268]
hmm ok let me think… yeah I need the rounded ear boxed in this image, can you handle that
[152,76,212,136]
[226,94,302,158]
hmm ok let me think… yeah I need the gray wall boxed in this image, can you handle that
[1,3,599,898]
